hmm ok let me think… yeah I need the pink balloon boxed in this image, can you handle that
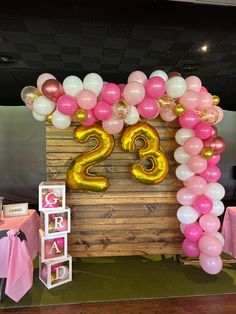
[37,73,56,93]
[207,154,221,165]
[214,106,224,124]
[77,89,97,110]
[200,164,221,183]
[102,116,124,134]
[179,110,200,129]
[210,125,218,139]
[183,137,203,156]
[137,97,159,119]
[193,195,213,214]
[93,101,112,121]
[55,237,65,249]
[185,175,208,195]
[182,239,200,257]
[123,82,145,105]
[196,93,213,111]
[185,76,202,92]
[101,83,120,105]
[194,122,213,140]
[57,95,78,115]
[199,253,222,275]
[56,219,68,232]
[128,71,148,85]
[176,187,197,206]
[118,84,125,98]
[204,136,226,155]
[145,76,166,99]
[199,214,221,232]
[200,86,208,93]
[198,235,222,257]
[82,110,96,126]
[184,223,203,242]
[188,155,207,174]
[160,108,177,122]
[179,90,200,110]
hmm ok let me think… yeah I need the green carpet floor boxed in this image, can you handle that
[1,255,236,308]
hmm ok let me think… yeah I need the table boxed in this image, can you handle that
[0,210,39,302]
[222,207,236,258]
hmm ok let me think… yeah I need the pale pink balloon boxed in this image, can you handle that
[137,97,159,119]
[77,89,97,110]
[176,187,197,206]
[193,195,213,214]
[185,76,202,92]
[183,137,203,156]
[194,122,213,140]
[199,214,221,232]
[57,95,78,116]
[198,235,222,257]
[101,83,120,105]
[201,164,221,183]
[196,93,213,111]
[184,223,203,242]
[182,239,200,257]
[200,86,208,93]
[37,73,56,93]
[199,253,222,275]
[207,155,221,165]
[213,106,224,124]
[160,108,177,122]
[93,101,112,121]
[102,116,124,134]
[118,84,125,98]
[188,155,207,173]
[186,175,208,195]
[145,76,166,99]
[124,82,145,106]
[179,90,200,110]
[179,110,200,129]
[128,71,148,85]
[82,110,96,126]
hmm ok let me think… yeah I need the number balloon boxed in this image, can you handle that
[67,124,115,192]
[120,122,169,185]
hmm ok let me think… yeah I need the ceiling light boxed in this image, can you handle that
[201,45,208,52]
[0,55,17,64]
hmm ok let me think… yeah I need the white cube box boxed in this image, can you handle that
[39,255,72,289]
[39,181,66,211]
[39,230,68,262]
[40,207,71,237]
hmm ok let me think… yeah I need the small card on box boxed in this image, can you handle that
[39,255,72,289]
[40,207,71,237]
[39,181,66,211]
[3,203,28,217]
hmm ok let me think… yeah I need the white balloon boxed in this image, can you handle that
[32,110,46,122]
[204,231,225,247]
[205,183,225,201]
[174,147,190,164]
[83,73,103,96]
[33,96,55,116]
[211,200,225,216]
[177,205,199,224]
[175,128,196,145]
[175,164,194,181]
[180,223,187,234]
[52,110,71,129]
[149,70,168,82]
[166,77,187,98]
[63,75,83,97]
[124,105,140,125]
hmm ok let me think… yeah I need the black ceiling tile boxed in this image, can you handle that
[101,64,119,71]
[60,46,80,55]
[81,63,101,71]
[54,20,81,36]
[0,17,27,32]
[103,48,123,58]
[30,33,55,45]
[218,68,236,75]
[20,52,42,62]
[155,27,184,41]
[36,45,60,54]
[41,54,61,61]
[24,19,54,34]
[3,32,33,44]
[179,29,208,42]
[144,50,165,59]
[149,40,174,51]
[81,24,107,37]
[44,61,63,69]
[127,39,151,50]
[81,47,103,57]
[202,53,224,62]
[63,63,82,69]
[104,38,128,49]
[82,56,100,64]
[101,56,121,65]
[25,60,45,68]
[124,49,145,58]
[106,24,132,39]
[0,43,17,53]
[213,44,236,53]
[62,55,81,63]
[140,58,159,67]
[222,33,236,44]
[169,42,194,51]
[120,57,139,65]
[131,25,157,40]
[81,36,105,48]
[14,44,38,53]
[221,54,236,62]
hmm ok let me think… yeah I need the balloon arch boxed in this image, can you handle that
[21,70,226,275]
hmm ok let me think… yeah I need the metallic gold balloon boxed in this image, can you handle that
[158,95,175,108]
[67,124,115,192]
[51,273,56,283]
[46,113,53,123]
[174,103,185,116]
[76,109,88,122]
[201,147,214,159]
[121,122,169,185]
[213,95,220,106]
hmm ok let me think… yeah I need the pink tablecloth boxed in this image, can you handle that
[222,206,236,258]
[0,210,39,302]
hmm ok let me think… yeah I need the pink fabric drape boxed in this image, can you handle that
[222,207,236,258]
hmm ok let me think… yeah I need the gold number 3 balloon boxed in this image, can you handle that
[121,122,169,185]
[67,124,115,192]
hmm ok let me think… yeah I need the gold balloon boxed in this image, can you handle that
[174,104,185,116]
[46,113,53,123]
[51,273,56,283]
[158,95,175,108]
[67,124,115,192]
[121,122,169,185]
[201,147,214,159]
[213,95,220,106]
[76,109,88,122]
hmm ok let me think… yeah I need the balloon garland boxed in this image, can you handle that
[21,70,226,274]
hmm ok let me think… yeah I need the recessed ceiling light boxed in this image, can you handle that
[201,45,208,52]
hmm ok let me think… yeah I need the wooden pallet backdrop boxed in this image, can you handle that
[46,118,184,257]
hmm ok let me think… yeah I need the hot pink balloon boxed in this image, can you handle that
[57,95,78,115]
[183,137,203,156]
[101,83,121,105]
[55,237,65,249]
[182,239,200,257]
[207,154,221,165]
[179,90,200,110]
[145,76,166,99]
[102,116,124,134]
[196,93,213,111]
[77,89,97,110]
[199,253,222,275]
[185,76,202,92]
[37,73,56,93]
[210,125,218,139]
[188,155,207,174]
[128,71,148,85]
[184,223,203,242]
[93,101,112,121]
[201,164,221,183]
[179,110,200,129]
[82,110,96,126]
[199,214,221,233]
[194,122,213,140]
[198,235,222,257]
[185,175,208,195]
[176,187,197,206]
[204,136,226,155]
[200,86,208,93]
[123,82,145,105]
[137,97,159,119]
[193,195,213,214]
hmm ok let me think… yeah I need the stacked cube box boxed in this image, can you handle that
[38,180,72,289]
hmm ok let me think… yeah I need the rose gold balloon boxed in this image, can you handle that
[211,125,218,138]
[204,136,226,155]
[168,71,181,79]
[42,79,64,101]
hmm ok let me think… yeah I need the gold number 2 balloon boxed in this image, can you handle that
[67,124,115,192]
[121,122,169,185]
